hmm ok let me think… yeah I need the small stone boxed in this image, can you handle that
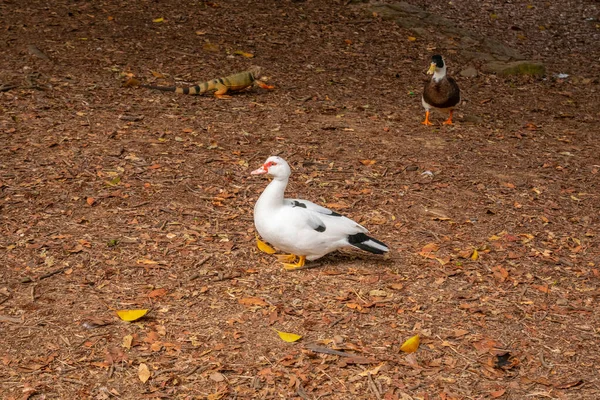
[460,66,478,78]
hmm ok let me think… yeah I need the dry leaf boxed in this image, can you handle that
[86,197,95,206]
[359,159,377,166]
[400,335,420,353]
[532,284,550,293]
[123,78,141,87]
[233,50,254,58]
[324,202,349,210]
[420,243,439,253]
[152,17,164,23]
[408,36,417,41]
[490,388,506,398]
[471,249,479,260]
[138,363,151,383]
[116,309,148,322]
[276,330,302,343]
[203,42,219,52]
[369,289,388,297]
[358,362,386,377]
[148,288,167,298]
[122,334,133,349]
[256,237,276,254]
[137,258,158,265]
[238,297,268,307]
[210,372,225,382]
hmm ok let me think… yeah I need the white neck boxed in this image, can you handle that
[433,66,447,82]
[256,176,288,211]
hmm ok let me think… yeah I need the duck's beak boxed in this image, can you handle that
[427,63,437,75]
[251,165,268,175]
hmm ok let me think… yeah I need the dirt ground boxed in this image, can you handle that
[1,0,599,399]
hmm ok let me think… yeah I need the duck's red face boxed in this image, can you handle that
[251,160,277,175]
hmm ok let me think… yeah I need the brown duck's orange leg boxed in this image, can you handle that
[422,110,433,126]
[443,110,454,125]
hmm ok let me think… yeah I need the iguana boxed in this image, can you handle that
[142,66,273,98]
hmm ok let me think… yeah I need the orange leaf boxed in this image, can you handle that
[359,159,376,166]
[233,50,254,58]
[86,197,95,206]
[490,388,506,398]
[532,284,550,293]
[492,265,509,282]
[148,288,167,298]
[324,202,349,210]
[238,297,268,307]
[148,164,162,170]
[420,242,439,253]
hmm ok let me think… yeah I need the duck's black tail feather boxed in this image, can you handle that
[348,233,389,254]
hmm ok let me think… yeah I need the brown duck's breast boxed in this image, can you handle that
[423,77,460,109]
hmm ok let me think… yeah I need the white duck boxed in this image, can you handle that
[252,156,389,270]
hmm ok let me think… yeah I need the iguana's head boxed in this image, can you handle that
[247,65,262,79]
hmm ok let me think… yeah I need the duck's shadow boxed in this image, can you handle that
[292,250,395,271]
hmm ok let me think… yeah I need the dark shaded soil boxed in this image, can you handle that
[1,0,599,399]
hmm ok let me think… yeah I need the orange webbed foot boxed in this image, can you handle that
[422,110,432,126]
[282,256,306,270]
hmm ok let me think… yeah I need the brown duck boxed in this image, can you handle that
[422,55,460,125]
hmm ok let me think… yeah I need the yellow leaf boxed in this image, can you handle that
[116,309,148,322]
[233,50,254,58]
[138,363,151,383]
[256,237,276,254]
[152,17,164,23]
[400,334,420,353]
[408,36,417,42]
[151,70,165,79]
[471,249,479,260]
[276,330,302,343]
[359,159,376,166]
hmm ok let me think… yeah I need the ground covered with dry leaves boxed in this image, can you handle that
[1,0,599,399]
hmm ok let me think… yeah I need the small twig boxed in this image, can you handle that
[193,255,212,269]
[367,372,382,400]
[61,377,85,385]
[329,315,346,327]
[30,285,36,302]
[214,273,241,282]
[185,365,201,377]
[539,351,551,369]
[295,262,324,271]
[39,267,67,281]
[107,363,114,379]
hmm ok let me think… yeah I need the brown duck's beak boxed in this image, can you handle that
[427,63,437,75]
